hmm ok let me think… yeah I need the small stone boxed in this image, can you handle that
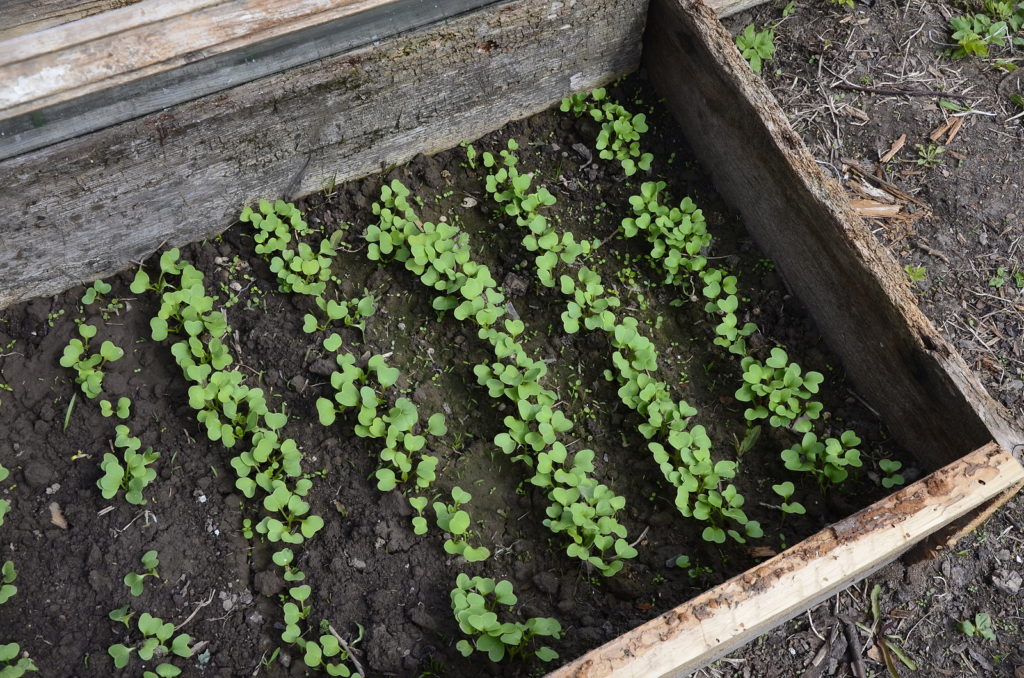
[992,569,1022,595]
[309,359,336,376]
[288,375,307,393]
[23,461,53,489]
[254,570,285,597]
[350,558,367,571]
[503,272,529,297]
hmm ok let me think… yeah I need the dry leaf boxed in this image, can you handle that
[49,502,68,529]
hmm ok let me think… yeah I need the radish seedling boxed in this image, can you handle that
[879,459,905,488]
[0,643,37,676]
[99,396,131,419]
[0,561,16,605]
[0,465,8,527]
[451,574,561,663]
[98,425,159,505]
[81,279,112,305]
[559,88,653,176]
[123,550,160,597]
[781,431,863,491]
[433,487,491,562]
[108,611,192,671]
[770,481,806,516]
[736,348,824,432]
[59,323,124,399]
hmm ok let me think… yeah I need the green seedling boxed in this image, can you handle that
[958,612,997,640]
[0,465,8,527]
[770,481,806,515]
[735,23,776,73]
[878,458,905,489]
[82,279,112,305]
[781,431,863,490]
[949,13,1020,58]
[914,144,945,167]
[59,324,124,399]
[735,348,824,432]
[108,605,135,628]
[108,611,192,670]
[434,487,491,562]
[409,496,430,535]
[0,561,16,605]
[123,550,160,597]
[733,426,761,458]
[98,425,159,505]
[99,396,132,419]
[0,643,37,676]
[559,88,653,175]
[451,574,561,663]
[904,265,927,282]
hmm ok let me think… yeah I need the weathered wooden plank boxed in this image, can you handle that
[0,0,503,160]
[0,0,648,307]
[546,442,1024,678]
[643,0,1023,468]
[0,0,139,41]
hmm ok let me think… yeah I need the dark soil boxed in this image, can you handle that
[714,0,1024,675]
[0,77,919,677]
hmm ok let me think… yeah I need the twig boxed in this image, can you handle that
[627,525,651,549]
[843,621,867,678]
[175,590,216,632]
[833,83,972,100]
[329,625,366,678]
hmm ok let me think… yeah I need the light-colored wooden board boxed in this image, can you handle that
[546,442,1024,678]
[0,0,648,308]
[0,0,139,41]
[643,0,1023,469]
[0,0,502,160]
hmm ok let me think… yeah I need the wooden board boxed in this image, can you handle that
[0,0,139,41]
[642,0,1023,469]
[0,0,501,160]
[0,0,648,308]
[546,442,1024,678]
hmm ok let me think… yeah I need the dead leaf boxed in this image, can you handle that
[49,502,68,529]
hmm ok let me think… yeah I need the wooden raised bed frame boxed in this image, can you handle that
[1,1,1022,676]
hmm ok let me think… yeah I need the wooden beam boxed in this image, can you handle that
[0,0,647,308]
[0,0,506,160]
[642,0,1023,467]
[0,0,139,41]
[546,443,1024,678]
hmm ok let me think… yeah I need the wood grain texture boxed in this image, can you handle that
[643,0,1023,468]
[0,0,139,41]
[0,0,647,307]
[0,0,503,159]
[546,442,1024,678]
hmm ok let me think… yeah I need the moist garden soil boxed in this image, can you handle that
[712,0,1024,675]
[0,76,916,677]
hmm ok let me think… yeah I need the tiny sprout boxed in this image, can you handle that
[879,459,905,489]
[82,279,112,305]
[771,481,806,515]
[0,561,16,604]
[124,550,160,596]
[109,605,135,628]
[99,396,132,419]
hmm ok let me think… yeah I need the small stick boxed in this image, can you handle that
[627,525,651,549]
[833,83,972,100]
[175,589,216,631]
[329,625,367,678]
[843,621,867,678]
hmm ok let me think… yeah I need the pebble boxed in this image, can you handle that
[22,460,53,489]
[350,557,367,571]
[992,569,1022,595]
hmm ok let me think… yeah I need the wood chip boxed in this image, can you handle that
[748,545,778,558]
[945,117,965,144]
[929,119,953,142]
[850,198,902,218]
[851,180,895,203]
[946,148,966,161]
[49,502,68,529]
[879,134,906,163]
[844,105,870,122]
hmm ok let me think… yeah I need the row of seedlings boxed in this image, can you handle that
[130,248,361,676]
[0,463,38,676]
[561,89,907,502]
[473,140,762,545]
[240,200,562,664]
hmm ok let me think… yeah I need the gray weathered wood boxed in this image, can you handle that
[643,0,1023,469]
[0,0,503,160]
[0,0,139,41]
[0,0,647,306]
